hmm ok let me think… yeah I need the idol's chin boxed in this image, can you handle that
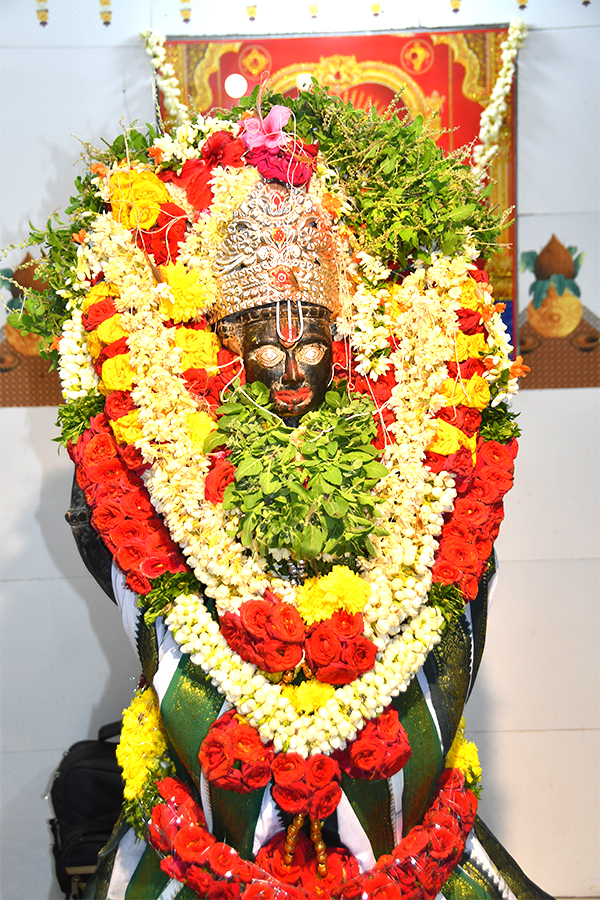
[272,388,314,419]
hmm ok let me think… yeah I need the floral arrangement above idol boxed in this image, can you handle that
[16,84,549,899]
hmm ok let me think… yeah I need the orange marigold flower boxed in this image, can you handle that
[148,146,164,164]
[322,192,342,217]
[71,229,87,244]
[480,302,506,323]
[510,355,530,378]
[91,163,109,177]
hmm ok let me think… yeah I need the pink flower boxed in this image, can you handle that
[241,106,292,152]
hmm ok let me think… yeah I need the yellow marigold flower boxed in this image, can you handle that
[162,262,207,324]
[282,680,335,714]
[117,688,167,802]
[441,374,490,410]
[174,326,220,374]
[109,169,170,230]
[454,332,488,362]
[101,354,137,392]
[187,411,216,448]
[457,279,484,311]
[82,281,119,314]
[110,409,143,445]
[296,565,370,626]
[445,717,482,788]
[96,313,127,345]
[85,330,103,361]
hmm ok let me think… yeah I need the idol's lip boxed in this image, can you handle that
[273,386,312,411]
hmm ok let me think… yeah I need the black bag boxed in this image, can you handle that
[49,722,124,899]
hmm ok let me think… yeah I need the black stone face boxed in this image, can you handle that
[217,303,333,421]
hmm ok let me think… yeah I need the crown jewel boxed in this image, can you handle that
[209,181,341,323]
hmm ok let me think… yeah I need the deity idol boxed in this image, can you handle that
[50,92,550,899]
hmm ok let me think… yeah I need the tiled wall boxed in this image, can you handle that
[0,2,598,897]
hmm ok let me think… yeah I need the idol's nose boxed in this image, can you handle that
[282,352,302,385]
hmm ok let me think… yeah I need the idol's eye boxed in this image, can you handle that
[251,345,286,368]
[296,343,326,365]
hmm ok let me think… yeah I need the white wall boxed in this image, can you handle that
[0,2,598,898]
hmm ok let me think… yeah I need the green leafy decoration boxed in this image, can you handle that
[479,400,521,443]
[519,251,537,273]
[428,582,466,627]
[209,381,387,574]
[139,571,202,626]
[55,394,106,447]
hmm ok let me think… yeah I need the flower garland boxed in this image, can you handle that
[117,688,482,900]
[18,84,526,899]
[472,18,529,183]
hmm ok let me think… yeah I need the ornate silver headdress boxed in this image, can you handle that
[209,181,341,327]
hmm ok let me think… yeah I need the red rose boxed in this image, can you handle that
[157,776,195,805]
[261,639,303,673]
[428,825,460,861]
[241,759,272,790]
[174,823,214,863]
[271,752,306,786]
[267,602,305,643]
[121,491,155,519]
[136,203,188,265]
[469,479,502,505]
[475,464,513,495]
[413,856,442,896]
[327,609,363,640]
[241,883,280,900]
[255,830,312,885]
[91,501,124,533]
[208,881,241,900]
[440,538,479,573]
[230,722,264,761]
[207,841,241,877]
[110,519,149,545]
[462,407,483,438]
[446,446,474,493]
[117,444,149,474]
[125,568,152,594]
[115,539,147,572]
[477,440,514,472]
[349,735,386,774]
[93,481,124,504]
[146,527,176,554]
[473,533,493,561]
[455,307,485,335]
[470,266,489,284]
[185,867,216,896]
[148,804,178,852]
[104,390,135,420]
[95,336,129,371]
[205,459,236,504]
[86,457,124,484]
[245,142,317,187]
[431,558,461,585]
[453,497,490,527]
[199,729,235,780]
[220,613,245,654]
[82,433,118,467]
[342,636,377,675]
[164,133,245,210]
[315,662,358,685]
[305,754,340,791]
[304,845,359,896]
[361,873,403,900]
[305,625,342,669]
[308,781,342,819]
[331,339,351,376]
[393,825,430,860]
[239,599,271,638]
[216,347,245,386]
[374,706,401,742]
[460,573,481,601]
[423,451,448,474]
[272,781,311,815]
[160,855,190,882]
[139,554,174,578]
[83,297,117,330]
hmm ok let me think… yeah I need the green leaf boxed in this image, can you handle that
[323,496,349,517]
[235,456,263,480]
[448,203,476,222]
[572,252,584,278]
[203,430,226,454]
[565,278,581,297]
[322,466,343,486]
[520,251,538,273]
[300,524,325,559]
[363,461,389,479]
[549,273,566,295]
[531,280,550,309]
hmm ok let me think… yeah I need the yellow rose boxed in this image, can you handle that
[175,327,220,374]
[454,332,488,362]
[96,313,127,345]
[85,330,103,360]
[162,262,207,324]
[110,410,143,445]
[101,354,137,392]
[187,411,216,448]
[458,279,484,311]
[441,374,491,410]
[82,281,119,313]
[109,169,170,230]
[427,419,462,456]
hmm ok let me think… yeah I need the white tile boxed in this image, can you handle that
[494,387,600,563]
[472,729,600,898]
[0,576,139,754]
[0,407,92,581]
[517,25,600,216]
[0,748,66,900]
[466,558,599,733]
